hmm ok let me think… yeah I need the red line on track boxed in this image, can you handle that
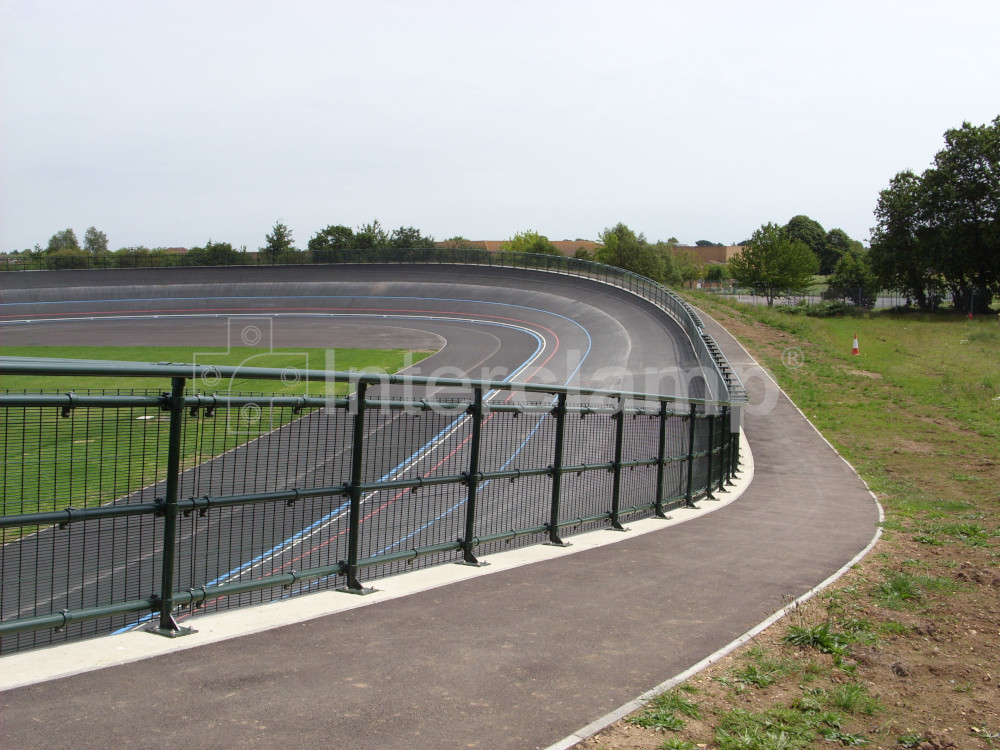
[131,304,572,605]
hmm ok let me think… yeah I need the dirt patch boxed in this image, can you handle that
[892,439,935,455]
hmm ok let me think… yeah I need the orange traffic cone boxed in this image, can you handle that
[851,334,860,356]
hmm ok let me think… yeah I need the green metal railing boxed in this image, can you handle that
[1,358,741,653]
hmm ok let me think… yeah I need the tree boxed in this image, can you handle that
[45,228,80,254]
[825,228,863,261]
[919,117,1000,312]
[388,226,436,250]
[825,248,879,308]
[672,248,704,287]
[308,224,355,262]
[596,223,665,281]
[705,264,729,283]
[727,223,820,306]
[696,240,723,247]
[44,248,91,269]
[501,230,560,255]
[184,240,241,266]
[869,117,999,313]
[261,221,296,262]
[650,241,682,286]
[440,236,479,250]
[784,215,836,274]
[83,226,108,255]
[353,220,389,250]
[869,170,941,309]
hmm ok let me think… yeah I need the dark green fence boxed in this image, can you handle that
[1,358,741,653]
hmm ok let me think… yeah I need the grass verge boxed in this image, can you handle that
[580,297,1000,750]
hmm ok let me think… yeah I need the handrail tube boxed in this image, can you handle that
[0,597,159,637]
[0,357,735,408]
[0,390,690,418]
[2,455,699,531]
[173,562,348,607]
[0,501,161,530]
[359,541,463,569]
[467,523,550,547]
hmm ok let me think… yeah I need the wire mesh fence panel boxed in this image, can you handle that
[0,512,162,653]
[358,483,470,580]
[473,474,553,556]
[558,409,616,525]
[362,406,471,485]
[1,397,171,516]
[2,325,742,653]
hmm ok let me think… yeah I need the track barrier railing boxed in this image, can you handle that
[1,254,747,653]
[1,357,742,653]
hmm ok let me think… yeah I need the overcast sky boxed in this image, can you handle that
[2,0,997,253]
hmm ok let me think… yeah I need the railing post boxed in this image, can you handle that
[459,387,489,564]
[731,428,741,478]
[546,392,570,546]
[340,380,375,594]
[148,376,194,637]
[653,400,669,518]
[704,412,717,500]
[717,407,730,493]
[608,396,627,531]
[684,402,698,508]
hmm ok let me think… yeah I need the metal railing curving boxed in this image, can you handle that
[1,358,741,653]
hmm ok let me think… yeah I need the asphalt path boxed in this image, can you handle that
[1,265,702,648]
[0,265,880,749]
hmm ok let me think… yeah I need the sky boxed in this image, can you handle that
[1,0,998,253]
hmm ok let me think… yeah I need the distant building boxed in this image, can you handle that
[672,245,743,264]
[434,240,602,256]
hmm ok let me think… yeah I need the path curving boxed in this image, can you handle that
[0,265,880,749]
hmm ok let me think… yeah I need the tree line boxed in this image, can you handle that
[724,117,998,312]
[8,115,996,314]
[6,220,709,285]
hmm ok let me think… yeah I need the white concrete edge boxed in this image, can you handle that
[543,305,886,750]
[0,430,754,692]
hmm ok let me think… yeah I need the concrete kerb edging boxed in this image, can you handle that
[544,306,886,750]
[0,429,754,692]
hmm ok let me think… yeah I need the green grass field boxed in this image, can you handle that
[1,345,431,395]
[648,292,1000,749]
[2,345,433,522]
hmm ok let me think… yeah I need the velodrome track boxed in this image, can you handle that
[0,265,880,749]
[1,265,705,643]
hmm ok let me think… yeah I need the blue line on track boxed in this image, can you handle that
[113,305,588,632]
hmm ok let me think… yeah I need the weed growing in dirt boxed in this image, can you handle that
[626,690,701,733]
